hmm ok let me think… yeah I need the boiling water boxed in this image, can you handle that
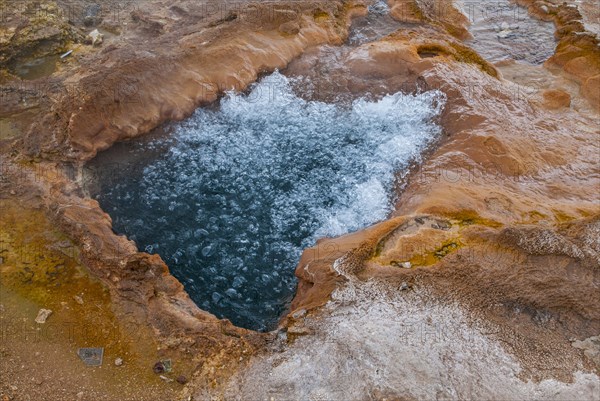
[90,72,445,331]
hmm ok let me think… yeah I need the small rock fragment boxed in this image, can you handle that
[287,324,312,336]
[176,375,188,384]
[86,29,104,46]
[572,336,600,366]
[153,361,165,374]
[543,89,571,110]
[35,309,52,324]
[291,309,307,319]
[159,375,173,382]
[400,282,409,291]
[115,357,123,366]
[400,261,411,269]
[73,295,84,305]
[161,359,173,372]
[279,21,300,35]
[78,347,104,366]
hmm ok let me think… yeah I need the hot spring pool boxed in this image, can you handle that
[88,72,445,331]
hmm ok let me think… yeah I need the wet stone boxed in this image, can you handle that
[77,348,104,366]
[152,362,165,374]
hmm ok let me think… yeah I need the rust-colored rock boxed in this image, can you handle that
[543,88,572,109]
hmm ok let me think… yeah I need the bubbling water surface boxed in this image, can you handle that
[92,72,445,330]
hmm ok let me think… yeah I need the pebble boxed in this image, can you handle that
[153,361,165,374]
[400,261,411,269]
[400,282,409,291]
[87,29,104,47]
[115,357,123,366]
[291,309,307,319]
[498,30,512,39]
[73,295,84,305]
[176,375,188,384]
[34,309,52,324]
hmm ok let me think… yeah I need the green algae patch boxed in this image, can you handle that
[449,42,499,78]
[521,210,548,224]
[552,209,576,223]
[371,213,504,269]
[446,210,503,228]
[408,238,463,267]
[313,9,330,21]
[0,119,20,140]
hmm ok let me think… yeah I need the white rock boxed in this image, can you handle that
[87,29,103,46]
[115,357,123,366]
[498,30,512,39]
[35,309,52,324]
[291,309,307,319]
[401,261,412,269]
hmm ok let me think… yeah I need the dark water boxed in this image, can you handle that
[88,71,444,331]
